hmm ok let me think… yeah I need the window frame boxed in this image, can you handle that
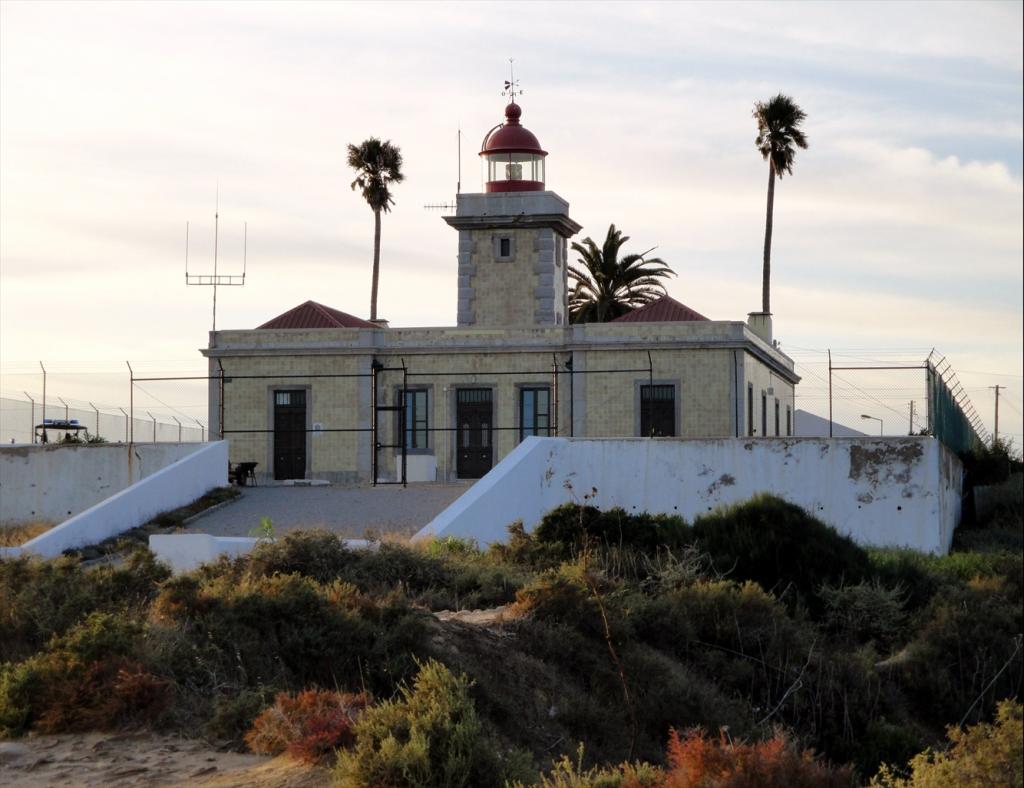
[747,383,754,436]
[761,391,768,437]
[518,385,552,441]
[638,382,677,438]
[398,386,431,453]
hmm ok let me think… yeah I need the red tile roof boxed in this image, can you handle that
[257,300,378,330]
[611,295,709,323]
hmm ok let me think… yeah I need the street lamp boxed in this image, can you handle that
[860,414,883,435]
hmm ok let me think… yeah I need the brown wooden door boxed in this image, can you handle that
[273,390,306,480]
[456,389,492,479]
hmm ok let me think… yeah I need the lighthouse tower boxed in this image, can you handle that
[445,100,581,327]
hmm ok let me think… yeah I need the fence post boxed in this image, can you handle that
[40,362,46,442]
[24,392,35,444]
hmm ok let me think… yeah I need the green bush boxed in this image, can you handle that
[244,529,358,583]
[533,504,691,558]
[150,571,425,695]
[0,612,165,736]
[692,495,871,600]
[890,580,1022,726]
[0,548,169,662]
[872,699,1022,787]
[334,659,502,788]
[818,579,908,647]
[512,744,660,787]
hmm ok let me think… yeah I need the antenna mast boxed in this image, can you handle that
[185,183,247,339]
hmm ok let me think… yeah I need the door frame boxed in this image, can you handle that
[450,384,497,480]
[266,385,312,480]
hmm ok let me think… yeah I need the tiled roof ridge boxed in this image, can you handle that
[257,300,377,330]
[612,294,709,323]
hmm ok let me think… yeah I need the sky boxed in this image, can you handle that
[1,0,1022,444]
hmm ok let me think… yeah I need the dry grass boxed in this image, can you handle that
[0,520,55,547]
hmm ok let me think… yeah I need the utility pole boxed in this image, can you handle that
[990,385,1002,445]
[908,400,915,435]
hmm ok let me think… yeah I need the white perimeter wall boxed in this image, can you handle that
[2,442,229,559]
[0,442,204,525]
[417,437,963,554]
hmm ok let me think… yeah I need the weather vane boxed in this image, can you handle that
[502,58,521,102]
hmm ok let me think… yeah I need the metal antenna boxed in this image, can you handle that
[502,57,521,102]
[185,183,247,339]
[457,124,462,195]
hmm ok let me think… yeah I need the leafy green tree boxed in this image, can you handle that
[347,138,404,322]
[753,94,808,315]
[568,224,674,323]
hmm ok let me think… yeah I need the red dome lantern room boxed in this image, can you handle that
[480,102,547,192]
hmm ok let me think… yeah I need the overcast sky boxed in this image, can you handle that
[1,1,1021,442]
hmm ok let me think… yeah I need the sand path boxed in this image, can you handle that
[0,732,330,787]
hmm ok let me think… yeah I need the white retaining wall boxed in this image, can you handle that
[416,437,963,554]
[1,442,206,525]
[149,533,372,574]
[1,442,229,559]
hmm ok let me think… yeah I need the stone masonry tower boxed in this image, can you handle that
[445,100,581,327]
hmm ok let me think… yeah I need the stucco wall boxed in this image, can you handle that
[416,436,962,554]
[2,442,229,559]
[204,319,799,483]
[0,442,206,525]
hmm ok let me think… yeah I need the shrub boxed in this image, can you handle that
[871,699,1023,787]
[511,744,660,787]
[890,581,1022,726]
[244,530,357,583]
[692,496,871,600]
[533,504,691,558]
[661,727,854,787]
[511,566,606,638]
[150,568,387,691]
[203,686,275,746]
[334,659,499,788]
[0,548,169,662]
[0,612,167,736]
[818,579,907,647]
[246,689,368,763]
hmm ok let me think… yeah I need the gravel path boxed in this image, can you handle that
[183,483,472,539]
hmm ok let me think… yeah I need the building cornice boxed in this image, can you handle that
[443,213,583,237]
[202,329,800,384]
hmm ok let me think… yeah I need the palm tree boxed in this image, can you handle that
[568,224,675,323]
[753,94,808,315]
[347,138,404,322]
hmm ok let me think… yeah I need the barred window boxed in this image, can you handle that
[640,384,675,437]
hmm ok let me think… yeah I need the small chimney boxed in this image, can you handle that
[747,312,773,344]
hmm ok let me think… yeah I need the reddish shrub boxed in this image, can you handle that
[245,688,368,763]
[661,728,853,788]
[34,657,170,734]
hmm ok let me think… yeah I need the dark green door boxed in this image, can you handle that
[273,390,306,480]
[456,389,492,479]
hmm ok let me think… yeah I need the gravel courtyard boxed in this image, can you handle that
[184,483,472,540]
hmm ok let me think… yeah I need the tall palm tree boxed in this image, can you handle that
[568,224,675,323]
[347,138,404,322]
[753,94,808,315]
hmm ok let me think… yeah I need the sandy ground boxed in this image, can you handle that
[184,483,471,539]
[0,732,331,787]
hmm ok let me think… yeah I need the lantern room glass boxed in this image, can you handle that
[485,152,545,185]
